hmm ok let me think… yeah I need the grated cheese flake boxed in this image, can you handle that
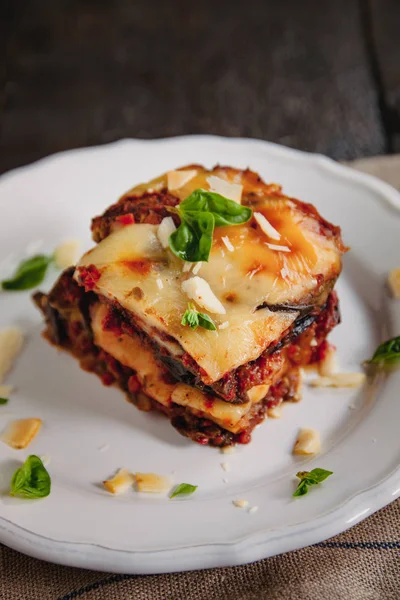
[207,175,243,203]
[293,428,320,456]
[192,262,203,275]
[218,321,229,330]
[136,472,171,493]
[0,327,24,384]
[221,236,234,252]
[156,278,164,290]
[221,462,230,472]
[157,217,176,249]
[54,240,81,268]
[103,468,135,494]
[221,445,235,454]
[2,418,42,450]
[254,212,281,241]
[388,268,400,298]
[249,506,259,514]
[182,276,226,315]
[182,261,192,273]
[232,499,249,508]
[167,169,197,190]
[310,373,366,388]
[266,243,291,253]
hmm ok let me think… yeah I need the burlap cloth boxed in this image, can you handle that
[0,156,399,600]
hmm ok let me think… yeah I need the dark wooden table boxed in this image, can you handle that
[1,0,399,174]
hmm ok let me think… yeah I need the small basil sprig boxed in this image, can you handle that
[2,254,53,291]
[0,397,8,405]
[293,468,333,497]
[170,483,197,499]
[181,303,216,331]
[168,189,252,262]
[10,455,51,499]
[367,336,400,366]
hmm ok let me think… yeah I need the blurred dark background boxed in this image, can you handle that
[1,0,399,174]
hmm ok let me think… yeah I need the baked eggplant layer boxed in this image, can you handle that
[34,269,338,446]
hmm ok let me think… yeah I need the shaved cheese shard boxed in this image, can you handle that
[218,321,229,330]
[247,384,270,403]
[192,262,203,275]
[182,261,192,273]
[2,418,42,449]
[232,499,249,508]
[54,240,80,268]
[157,216,176,249]
[221,462,230,472]
[182,276,226,315]
[254,212,281,241]
[293,428,320,456]
[0,384,13,397]
[167,169,197,190]
[103,468,135,494]
[136,472,171,493]
[267,404,282,419]
[310,372,366,388]
[156,278,163,290]
[221,446,235,454]
[266,243,291,253]
[318,346,337,377]
[221,236,234,252]
[207,175,243,203]
[0,327,24,384]
[388,268,400,298]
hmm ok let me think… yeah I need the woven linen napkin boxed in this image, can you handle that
[0,156,399,600]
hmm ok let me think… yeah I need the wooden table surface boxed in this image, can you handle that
[1,0,399,174]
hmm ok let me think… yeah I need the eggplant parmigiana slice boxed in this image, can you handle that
[34,166,346,447]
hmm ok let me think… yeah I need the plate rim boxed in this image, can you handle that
[0,135,399,574]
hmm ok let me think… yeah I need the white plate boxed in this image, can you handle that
[0,136,399,574]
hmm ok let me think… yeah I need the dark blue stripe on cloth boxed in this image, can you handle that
[56,540,400,600]
[315,540,400,549]
[56,574,135,600]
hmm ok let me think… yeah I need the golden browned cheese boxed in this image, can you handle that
[77,166,345,383]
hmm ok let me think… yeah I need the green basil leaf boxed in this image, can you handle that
[0,397,8,405]
[181,304,200,329]
[181,303,216,331]
[180,189,252,226]
[2,254,53,291]
[307,468,334,483]
[293,468,333,498]
[169,213,214,262]
[293,480,309,497]
[368,336,400,365]
[168,189,252,262]
[170,483,197,499]
[10,455,51,499]
[197,312,217,331]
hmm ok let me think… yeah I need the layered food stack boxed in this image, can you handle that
[34,166,346,447]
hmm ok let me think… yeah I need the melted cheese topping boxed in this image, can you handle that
[79,167,343,383]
